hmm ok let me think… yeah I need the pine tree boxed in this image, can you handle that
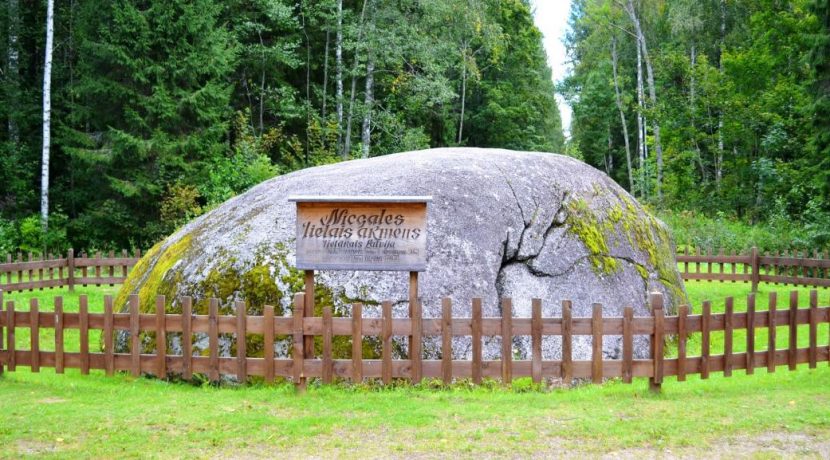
[65,0,236,246]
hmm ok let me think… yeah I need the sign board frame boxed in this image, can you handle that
[288,195,432,272]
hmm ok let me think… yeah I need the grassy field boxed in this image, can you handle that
[0,281,829,458]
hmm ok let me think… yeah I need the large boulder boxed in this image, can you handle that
[117,148,686,363]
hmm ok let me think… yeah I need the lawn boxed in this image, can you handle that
[0,281,828,458]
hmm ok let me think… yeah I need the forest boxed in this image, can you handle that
[0,0,828,253]
[0,0,563,251]
[563,0,830,250]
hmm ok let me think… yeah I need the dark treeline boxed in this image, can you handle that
[0,0,564,252]
[563,0,830,249]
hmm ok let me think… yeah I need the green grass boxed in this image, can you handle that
[0,281,829,457]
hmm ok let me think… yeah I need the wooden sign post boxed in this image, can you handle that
[288,195,432,388]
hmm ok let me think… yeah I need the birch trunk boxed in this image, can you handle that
[611,36,633,191]
[336,0,344,156]
[361,57,374,159]
[457,45,468,144]
[7,0,19,144]
[636,31,646,198]
[41,0,55,232]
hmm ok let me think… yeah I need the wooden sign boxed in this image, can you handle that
[288,196,432,271]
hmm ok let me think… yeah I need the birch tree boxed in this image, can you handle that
[41,0,55,231]
[610,36,633,191]
[335,0,344,156]
[624,0,664,201]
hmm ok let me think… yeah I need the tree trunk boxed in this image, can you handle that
[336,0,344,156]
[611,36,633,191]
[322,29,330,120]
[716,0,727,191]
[689,42,706,180]
[41,0,55,232]
[635,30,646,198]
[457,45,468,144]
[626,0,663,201]
[606,126,613,174]
[361,57,374,159]
[343,0,370,158]
[7,0,19,144]
[301,4,311,164]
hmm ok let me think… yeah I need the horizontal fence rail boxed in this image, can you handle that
[677,247,830,290]
[0,249,141,292]
[1,290,828,392]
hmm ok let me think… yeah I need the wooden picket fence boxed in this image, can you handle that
[1,290,828,392]
[0,249,141,292]
[677,247,830,290]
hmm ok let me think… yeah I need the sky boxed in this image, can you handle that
[530,0,573,138]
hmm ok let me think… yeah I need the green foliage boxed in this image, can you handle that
[0,0,565,251]
[563,0,830,230]
[659,208,830,253]
[200,111,282,207]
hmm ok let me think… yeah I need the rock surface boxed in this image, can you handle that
[117,148,687,364]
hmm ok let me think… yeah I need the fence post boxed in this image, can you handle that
[751,247,760,292]
[67,248,75,292]
[649,292,664,393]
[0,290,3,375]
[293,293,306,392]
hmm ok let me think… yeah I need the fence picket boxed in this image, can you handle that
[442,297,452,385]
[182,296,193,380]
[411,298,422,384]
[471,298,482,385]
[156,295,167,379]
[55,296,64,374]
[592,303,603,384]
[6,301,14,371]
[562,300,573,384]
[0,292,3,375]
[724,297,733,377]
[382,301,392,385]
[352,303,363,383]
[264,305,275,383]
[130,294,140,377]
[108,250,115,285]
[67,249,75,292]
[531,298,542,384]
[104,295,114,376]
[501,298,512,385]
[650,293,664,392]
[701,300,711,379]
[235,300,246,382]
[622,306,633,383]
[809,290,818,369]
[80,296,89,375]
[30,298,40,372]
[768,292,777,373]
[292,293,305,391]
[209,298,219,383]
[322,305,332,384]
[789,291,798,371]
[746,294,755,375]
[677,305,688,381]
